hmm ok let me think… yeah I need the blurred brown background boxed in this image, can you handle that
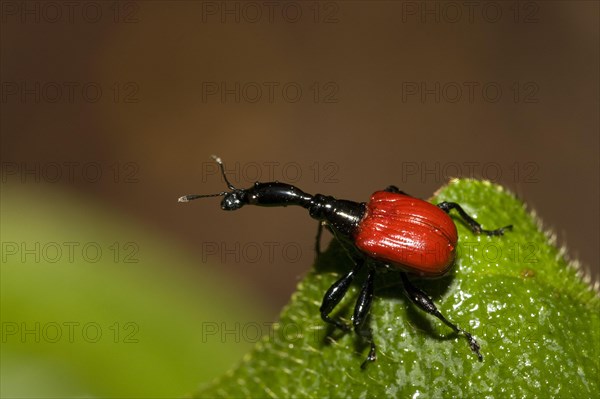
[2,0,598,318]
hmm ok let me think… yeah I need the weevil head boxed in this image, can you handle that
[178,155,248,211]
[220,189,247,211]
[178,186,249,211]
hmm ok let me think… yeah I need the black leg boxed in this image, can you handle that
[384,185,410,195]
[353,268,377,369]
[315,221,324,256]
[400,273,483,360]
[437,201,512,236]
[320,259,364,332]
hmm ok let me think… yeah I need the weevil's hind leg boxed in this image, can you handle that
[400,273,483,360]
[353,267,377,369]
[320,258,364,332]
[384,185,410,195]
[437,201,512,236]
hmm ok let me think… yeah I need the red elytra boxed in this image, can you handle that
[354,191,458,276]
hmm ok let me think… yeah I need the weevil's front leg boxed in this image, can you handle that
[320,259,364,331]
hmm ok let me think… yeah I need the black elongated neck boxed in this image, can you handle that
[239,182,366,237]
[245,182,313,207]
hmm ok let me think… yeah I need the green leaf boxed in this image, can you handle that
[196,179,600,398]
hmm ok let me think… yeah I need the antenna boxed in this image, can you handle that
[178,155,236,202]
[210,155,236,190]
